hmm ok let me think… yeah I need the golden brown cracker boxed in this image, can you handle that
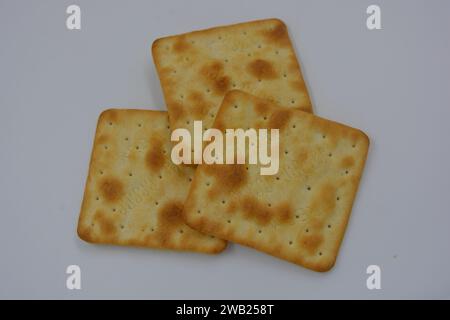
[77,109,226,254]
[182,91,369,270]
[152,18,312,143]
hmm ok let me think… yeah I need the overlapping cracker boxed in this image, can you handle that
[182,91,369,271]
[77,109,226,254]
[152,18,312,146]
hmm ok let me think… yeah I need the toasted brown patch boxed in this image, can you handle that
[156,201,184,245]
[263,20,290,46]
[173,36,191,53]
[254,101,269,115]
[298,233,324,255]
[205,164,248,196]
[268,109,292,129]
[290,80,306,92]
[200,61,230,95]
[94,210,117,239]
[340,156,355,169]
[145,137,165,172]
[98,176,124,203]
[241,196,272,226]
[188,91,211,118]
[310,183,337,217]
[297,149,309,164]
[276,202,294,224]
[169,101,185,122]
[248,59,277,80]
[240,197,293,226]
[96,134,109,144]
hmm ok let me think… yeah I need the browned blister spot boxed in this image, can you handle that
[310,183,337,217]
[188,91,211,118]
[226,200,238,214]
[276,202,294,224]
[168,101,185,121]
[290,80,306,92]
[77,225,94,242]
[263,21,290,46]
[213,119,226,132]
[93,210,117,239]
[172,36,191,53]
[241,196,272,226]
[268,109,292,129]
[254,101,269,115]
[297,149,309,164]
[204,164,248,198]
[192,216,223,235]
[145,137,165,172]
[155,201,184,245]
[200,61,230,95]
[101,109,118,123]
[97,134,109,144]
[288,55,300,70]
[240,197,293,226]
[248,59,277,80]
[340,156,355,169]
[298,233,324,255]
[98,176,124,203]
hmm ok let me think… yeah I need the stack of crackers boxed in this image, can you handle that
[77,19,369,272]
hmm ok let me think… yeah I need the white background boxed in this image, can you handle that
[1,0,449,299]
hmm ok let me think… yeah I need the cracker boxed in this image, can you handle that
[182,91,369,271]
[152,18,312,147]
[77,109,226,254]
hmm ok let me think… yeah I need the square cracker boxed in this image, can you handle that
[182,91,369,271]
[152,18,312,140]
[77,109,226,254]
